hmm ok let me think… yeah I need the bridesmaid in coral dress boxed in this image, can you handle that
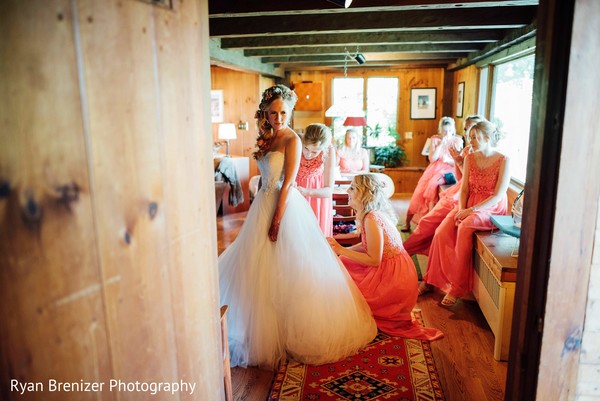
[404,115,484,256]
[402,117,463,231]
[296,123,336,236]
[420,120,511,306]
[328,174,443,341]
[337,128,370,175]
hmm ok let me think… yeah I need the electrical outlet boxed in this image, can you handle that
[405,131,413,139]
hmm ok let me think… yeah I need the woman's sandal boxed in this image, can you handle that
[400,225,411,232]
[418,282,433,296]
[441,293,458,307]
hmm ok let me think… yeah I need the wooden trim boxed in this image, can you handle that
[505,0,576,399]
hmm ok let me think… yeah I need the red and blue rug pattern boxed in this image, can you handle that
[267,311,445,401]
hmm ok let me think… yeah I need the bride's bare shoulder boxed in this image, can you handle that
[283,129,300,143]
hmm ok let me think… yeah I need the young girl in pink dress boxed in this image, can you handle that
[419,120,511,306]
[404,115,484,256]
[402,117,463,231]
[295,123,336,236]
[327,174,443,340]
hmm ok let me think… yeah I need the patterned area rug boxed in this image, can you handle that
[267,311,445,401]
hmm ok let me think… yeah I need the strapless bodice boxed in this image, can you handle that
[257,151,285,194]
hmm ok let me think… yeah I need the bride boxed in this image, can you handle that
[218,85,377,370]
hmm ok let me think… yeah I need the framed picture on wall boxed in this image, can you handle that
[456,81,465,118]
[410,88,436,120]
[211,90,224,123]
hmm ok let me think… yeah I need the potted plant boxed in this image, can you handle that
[374,144,408,168]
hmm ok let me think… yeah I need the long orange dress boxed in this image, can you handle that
[404,147,471,255]
[340,211,443,340]
[406,135,463,223]
[424,153,508,298]
[403,187,458,256]
[296,150,333,236]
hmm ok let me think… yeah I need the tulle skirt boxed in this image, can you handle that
[219,186,377,370]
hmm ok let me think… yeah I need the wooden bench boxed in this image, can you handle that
[472,230,519,361]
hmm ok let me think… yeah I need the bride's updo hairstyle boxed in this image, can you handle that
[352,173,398,229]
[253,84,298,159]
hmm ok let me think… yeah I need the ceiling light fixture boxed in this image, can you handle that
[326,0,352,8]
[354,53,366,64]
[354,46,366,64]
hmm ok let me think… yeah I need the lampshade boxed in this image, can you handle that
[218,123,237,140]
[343,116,367,127]
[326,0,352,7]
[324,103,346,117]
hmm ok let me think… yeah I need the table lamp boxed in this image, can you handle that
[218,123,237,156]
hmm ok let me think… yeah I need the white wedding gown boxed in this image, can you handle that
[219,151,377,370]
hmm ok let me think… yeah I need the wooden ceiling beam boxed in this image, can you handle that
[221,30,503,49]
[244,43,482,57]
[209,6,536,37]
[209,0,538,16]
[262,53,462,63]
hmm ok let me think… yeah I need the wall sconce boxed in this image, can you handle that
[218,123,237,156]
[238,121,249,130]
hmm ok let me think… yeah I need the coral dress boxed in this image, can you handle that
[407,135,463,223]
[404,147,471,255]
[337,147,368,173]
[424,153,508,298]
[340,211,443,340]
[296,149,333,236]
[219,151,377,370]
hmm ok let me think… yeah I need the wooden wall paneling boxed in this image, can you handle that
[453,65,480,134]
[211,66,262,178]
[154,1,225,399]
[442,69,454,117]
[77,0,181,392]
[0,1,113,400]
[400,68,445,167]
[293,82,323,111]
[383,167,426,193]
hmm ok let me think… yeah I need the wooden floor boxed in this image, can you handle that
[217,194,508,401]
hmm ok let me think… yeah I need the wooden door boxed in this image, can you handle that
[0,1,223,400]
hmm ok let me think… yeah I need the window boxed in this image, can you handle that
[366,77,399,147]
[331,78,364,143]
[330,77,399,147]
[489,53,535,183]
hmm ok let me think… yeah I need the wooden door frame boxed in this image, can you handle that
[506,0,600,399]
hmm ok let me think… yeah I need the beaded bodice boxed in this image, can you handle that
[257,151,284,194]
[360,212,403,260]
[467,153,505,196]
[297,152,324,181]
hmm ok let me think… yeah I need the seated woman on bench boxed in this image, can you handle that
[419,120,510,307]
[401,116,463,231]
[403,115,484,255]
